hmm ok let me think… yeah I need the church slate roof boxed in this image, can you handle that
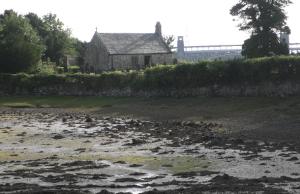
[96,32,171,55]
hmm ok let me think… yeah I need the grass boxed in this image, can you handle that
[0,96,132,109]
[2,102,36,108]
[0,96,299,118]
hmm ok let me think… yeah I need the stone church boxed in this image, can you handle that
[84,22,172,72]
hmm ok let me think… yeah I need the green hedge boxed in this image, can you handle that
[142,56,300,89]
[0,56,300,93]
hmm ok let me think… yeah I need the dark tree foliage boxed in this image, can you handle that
[230,0,292,58]
[25,13,73,65]
[72,39,88,66]
[43,14,73,65]
[25,13,47,38]
[0,10,44,73]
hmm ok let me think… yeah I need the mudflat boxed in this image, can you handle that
[0,97,300,194]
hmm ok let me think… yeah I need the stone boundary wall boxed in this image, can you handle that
[0,82,299,97]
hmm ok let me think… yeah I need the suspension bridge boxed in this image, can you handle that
[172,37,300,61]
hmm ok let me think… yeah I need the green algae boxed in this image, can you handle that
[97,154,211,174]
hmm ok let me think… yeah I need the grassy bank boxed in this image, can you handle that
[0,96,132,109]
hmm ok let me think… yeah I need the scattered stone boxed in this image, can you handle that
[184,149,199,154]
[233,138,244,145]
[132,138,146,145]
[129,172,147,176]
[85,116,93,123]
[212,173,236,182]
[174,171,219,178]
[91,174,112,179]
[129,164,144,167]
[97,190,114,194]
[162,164,173,168]
[150,147,161,153]
[278,153,291,157]
[291,173,300,176]
[287,157,299,161]
[114,177,142,182]
[16,132,27,137]
[158,150,175,155]
[114,161,126,164]
[52,134,65,140]
[75,148,86,153]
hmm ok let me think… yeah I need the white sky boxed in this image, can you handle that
[0,0,299,46]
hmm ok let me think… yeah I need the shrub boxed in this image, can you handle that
[0,11,44,73]
[0,56,300,94]
[31,62,56,74]
[68,66,80,73]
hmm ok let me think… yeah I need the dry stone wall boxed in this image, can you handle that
[1,82,299,97]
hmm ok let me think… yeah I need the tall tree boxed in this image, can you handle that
[0,10,44,73]
[25,13,47,38]
[43,14,73,65]
[230,0,292,58]
[26,13,73,65]
[72,38,88,66]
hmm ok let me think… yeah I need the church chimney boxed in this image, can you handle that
[155,22,162,36]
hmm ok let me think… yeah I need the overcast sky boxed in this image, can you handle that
[1,0,299,46]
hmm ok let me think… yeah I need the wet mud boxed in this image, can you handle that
[0,110,299,194]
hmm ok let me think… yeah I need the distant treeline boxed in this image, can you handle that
[0,10,86,74]
[1,56,300,96]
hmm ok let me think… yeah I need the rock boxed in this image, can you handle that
[129,172,147,176]
[74,148,86,153]
[162,164,173,167]
[52,134,65,140]
[114,177,142,182]
[291,173,300,176]
[97,190,114,194]
[129,164,143,167]
[131,138,146,145]
[150,147,161,153]
[233,138,244,145]
[174,171,219,178]
[114,161,126,164]
[85,116,93,122]
[287,157,299,161]
[212,173,235,182]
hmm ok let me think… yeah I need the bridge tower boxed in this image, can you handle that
[177,36,185,59]
[280,32,290,51]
